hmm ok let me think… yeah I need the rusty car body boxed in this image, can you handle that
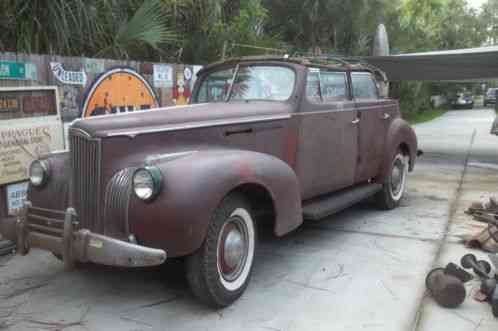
[0,56,418,307]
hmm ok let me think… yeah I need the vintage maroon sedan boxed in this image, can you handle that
[0,56,418,307]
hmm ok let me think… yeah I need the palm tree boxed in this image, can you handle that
[1,0,177,60]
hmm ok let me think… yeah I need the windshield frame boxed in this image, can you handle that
[193,63,298,104]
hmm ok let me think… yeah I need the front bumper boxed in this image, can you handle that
[0,202,166,269]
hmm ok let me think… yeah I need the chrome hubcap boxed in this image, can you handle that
[391,161,403,194]
[390,156,407,200]
[218,217,248,282]
[224,228,244,269]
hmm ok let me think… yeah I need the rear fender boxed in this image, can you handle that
[128,149,302,257]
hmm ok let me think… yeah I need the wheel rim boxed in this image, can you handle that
[218,217,248,282]
[216,208,255,291]
[389,155,407,201]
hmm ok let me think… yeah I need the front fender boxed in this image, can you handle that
[28,152,70,211]
[128,149,302,257]
[379,118,418,181]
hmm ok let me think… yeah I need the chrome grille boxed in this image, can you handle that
[69,128,102,233]
[104,168,135,237]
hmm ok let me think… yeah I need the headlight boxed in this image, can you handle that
[29,160,49,187]
[132,166,162,201]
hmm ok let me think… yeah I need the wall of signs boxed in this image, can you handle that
[0,52,202,123]
[0,52,203,220]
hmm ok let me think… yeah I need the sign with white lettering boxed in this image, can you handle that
[153,64,173,88]
[0,61,37,81]
[84,58,105,74]
[7,181,29,215]
[50,62,87,85]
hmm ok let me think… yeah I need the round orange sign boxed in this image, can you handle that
[81,67,158,118]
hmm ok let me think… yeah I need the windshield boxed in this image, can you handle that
[195,65,296,103]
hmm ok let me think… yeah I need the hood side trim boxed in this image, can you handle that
[105,114,291,138]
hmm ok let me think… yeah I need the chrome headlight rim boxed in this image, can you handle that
[132,166,162,202]
[29,159,50,187]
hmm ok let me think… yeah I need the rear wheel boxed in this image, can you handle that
[186,193,256,308]
[375,151,408,210]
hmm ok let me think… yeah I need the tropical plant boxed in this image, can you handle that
[0,0,177,60]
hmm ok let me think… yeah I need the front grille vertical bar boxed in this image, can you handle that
[69,128,102,233]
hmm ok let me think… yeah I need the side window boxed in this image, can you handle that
[306,68,348,103]
[351,73,379,100]
[320,72,348,102]
[196,68,235,103]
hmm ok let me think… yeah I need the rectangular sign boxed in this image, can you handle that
[22,95,53,114]
[0,87,63,185]
[0,121,64,185]
[0,61,26,80]
[0,97,20,112]
[25,63,38,81]
[6,181,29,215]
[84,58,105,74]
[153,64,173,88]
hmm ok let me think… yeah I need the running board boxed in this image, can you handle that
[302,183,382,221]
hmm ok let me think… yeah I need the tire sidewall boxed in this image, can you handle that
[388,153,408,203]
[376,150,408,210]
[213,206,256,293]
[193,194,257,307]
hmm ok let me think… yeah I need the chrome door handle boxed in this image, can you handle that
[383,113,391,120]
[351,118,360,124]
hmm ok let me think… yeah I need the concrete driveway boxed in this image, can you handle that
[1,109,498,331]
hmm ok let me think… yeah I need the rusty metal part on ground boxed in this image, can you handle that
[461,254,492,279]
[425,268,466,308]
[444,262,473,283]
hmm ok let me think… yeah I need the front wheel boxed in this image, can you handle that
[186,193,256,308]
[375,151,409,210]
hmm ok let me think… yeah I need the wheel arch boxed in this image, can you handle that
[128,149,302,257]
[398,142,413,169]
[378,118,418,181]
[227,182,277,235]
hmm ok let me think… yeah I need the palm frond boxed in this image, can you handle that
[110,0,177,54]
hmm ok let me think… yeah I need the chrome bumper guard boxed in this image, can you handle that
[0,202,166,269]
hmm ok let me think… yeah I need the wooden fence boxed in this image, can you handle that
[0,52,201,123]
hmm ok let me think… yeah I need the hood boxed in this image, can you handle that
[71,102,292,138]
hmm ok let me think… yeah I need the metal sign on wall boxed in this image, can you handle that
[0,96,20,112]
[6,181,29,215]
[0,61,37,80]
[0,87,64,186]
[50,62,87,85]
[81,67,159,118]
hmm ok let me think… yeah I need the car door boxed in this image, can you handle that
[296,68,359,200]
[352,72,393,183]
